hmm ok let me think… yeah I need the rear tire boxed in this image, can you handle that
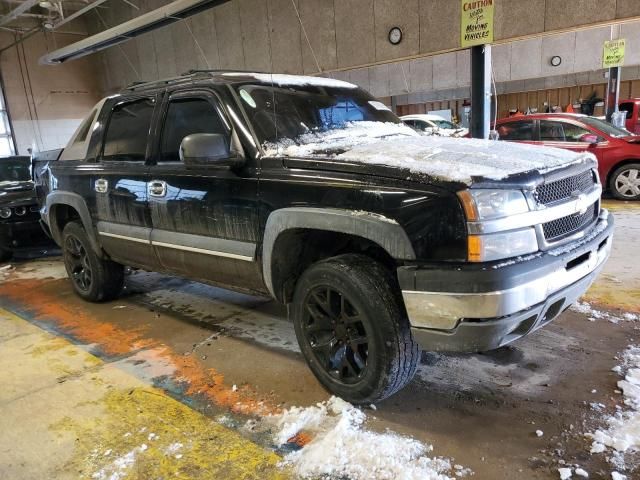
[0,247,12,263]
[290,254,420,404]
[609,163,640,200]
[62,221,124,302]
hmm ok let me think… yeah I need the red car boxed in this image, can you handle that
[619,99,640,135]
[495,113,640,200]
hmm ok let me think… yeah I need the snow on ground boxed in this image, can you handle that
[587,345,640,476]
[0,259,67,281]
[571,302,639,324]
[253,396,469,480]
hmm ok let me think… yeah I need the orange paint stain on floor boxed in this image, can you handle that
[0,278,280,417]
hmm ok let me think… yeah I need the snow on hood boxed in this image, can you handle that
[264,121,418,156]
[266,121,596,184]
[336,136,596,184]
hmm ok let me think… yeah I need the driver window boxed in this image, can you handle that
[160,97,228,162]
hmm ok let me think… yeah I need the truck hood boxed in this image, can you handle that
[334,137,596,185]
[0,180,36,206]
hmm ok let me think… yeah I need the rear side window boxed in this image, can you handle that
[619,102,634,119]
[540,121,591,142]
[160,97,228,162]
[102,98,155,161]
[497,121,535,141]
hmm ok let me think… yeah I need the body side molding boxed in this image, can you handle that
[262,207,416,297]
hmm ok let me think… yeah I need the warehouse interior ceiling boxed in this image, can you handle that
[0,0,103,31]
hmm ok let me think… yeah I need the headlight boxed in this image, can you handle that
[468,228,538,262]
[0,207,11,219]
[458,189,529,220]
[14,206,27,216]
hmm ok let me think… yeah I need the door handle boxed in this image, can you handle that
[148,180,167,198]
[94,178,108,194]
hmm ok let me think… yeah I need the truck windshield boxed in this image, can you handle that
[0,158,31,183]
[234,82,415,154]
[582,117,633,138]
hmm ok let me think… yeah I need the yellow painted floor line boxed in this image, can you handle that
[0,307,289,480]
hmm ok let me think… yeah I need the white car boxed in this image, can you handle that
[401,114,468,138]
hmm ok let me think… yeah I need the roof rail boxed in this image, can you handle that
[122,74,189,92]
[180,69,269,76]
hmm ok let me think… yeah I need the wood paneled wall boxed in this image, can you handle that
[396,80,640,121]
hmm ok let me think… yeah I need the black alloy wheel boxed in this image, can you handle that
[64,234,93,293]
[302,286,370,383]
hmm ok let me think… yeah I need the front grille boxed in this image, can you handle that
[542,204,597,241]
[535,170,595,205]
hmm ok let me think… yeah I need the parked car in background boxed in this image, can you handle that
[401,114,468,137]
[38,71,612,403]
[0,156,53,262]
[495,113,640,200]
[619,98,640,135]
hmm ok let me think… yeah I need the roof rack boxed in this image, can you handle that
[122,69,271,92]
[123,74,190,91]
[180,69,269,76]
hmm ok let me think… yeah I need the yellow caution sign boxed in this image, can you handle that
[461,0,495,48]
[603,39,626,69]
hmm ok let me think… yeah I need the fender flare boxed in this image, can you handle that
[46,191,103,256]
[262,207,416,298]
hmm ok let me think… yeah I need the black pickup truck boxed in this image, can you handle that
[38,71,613,403]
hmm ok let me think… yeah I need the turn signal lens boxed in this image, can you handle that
[457,190,478,221]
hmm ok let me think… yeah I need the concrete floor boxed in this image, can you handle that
[0,199,638,479]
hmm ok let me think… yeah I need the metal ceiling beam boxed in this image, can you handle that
[39,0,230,65]
[0,0,41,27]
[45,0,109,30]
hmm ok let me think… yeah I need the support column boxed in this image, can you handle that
[470,44,492,139]
[605,66,621,123]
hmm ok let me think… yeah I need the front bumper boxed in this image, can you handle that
[0,219,52,251]
[398,209,614,352]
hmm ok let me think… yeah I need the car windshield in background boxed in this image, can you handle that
[582,117,633,138]
[433,120,458,129]
[234,83,410,151]
[0,158,31,183]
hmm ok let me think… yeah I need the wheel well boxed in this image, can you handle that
[50,203,81,240]
[606,159,640,189]
[270,229,398,303]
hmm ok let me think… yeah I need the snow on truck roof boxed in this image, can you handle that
[221,72,357,89]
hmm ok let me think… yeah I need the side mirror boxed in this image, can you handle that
[179,133,243,168]
[579,133,600,145]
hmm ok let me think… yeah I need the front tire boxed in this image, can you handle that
[610,163,640,200]
[62,221,124,302]
[291,254,420,404]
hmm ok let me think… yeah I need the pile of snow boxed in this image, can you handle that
[558,466,590,478]
[571,302,639,324]
[263,396,468,480]
[0,264,13,280]
[587,345,640,474]
[91,443,148,480]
